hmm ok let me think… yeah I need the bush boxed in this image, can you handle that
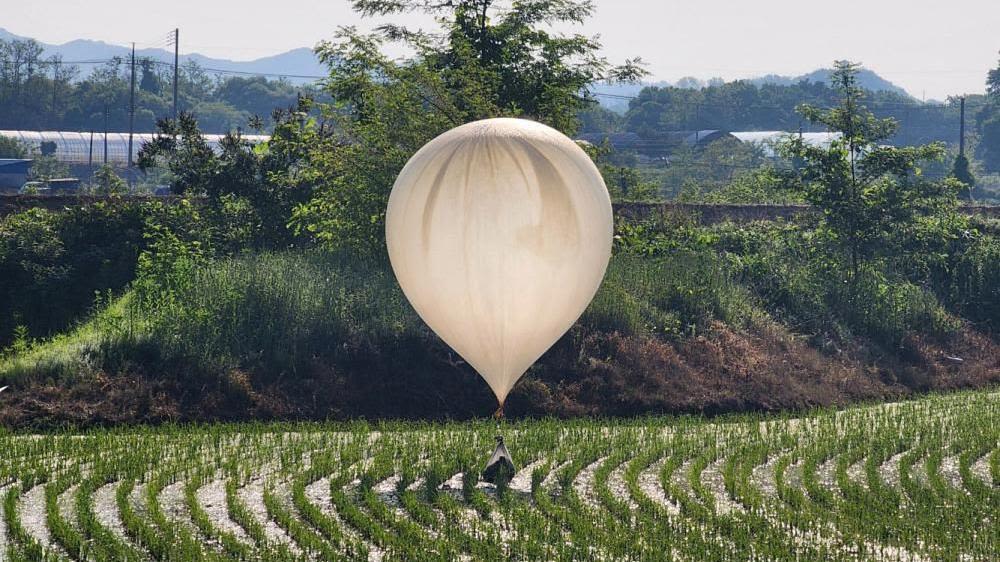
[728,225,959,347]
[86,164,127,195]
[946,234,1000,331]
[130,251,423,375]
[584,250,758,339]
[0,206,144,346]
[12,244,762,386]
[838,268,958,345]
[678,167,803,204]
[0,197,277,349]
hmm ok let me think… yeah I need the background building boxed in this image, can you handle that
[0,159,32,192]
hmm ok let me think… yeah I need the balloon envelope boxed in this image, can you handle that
[386,118,613,405]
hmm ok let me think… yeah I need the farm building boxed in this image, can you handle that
[577,130,730,157]
[0,159,32,191]
[0,130,271,166]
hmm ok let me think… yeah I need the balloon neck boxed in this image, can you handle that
[493,400,506,423]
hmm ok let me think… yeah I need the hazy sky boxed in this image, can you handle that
[6,0,998,100]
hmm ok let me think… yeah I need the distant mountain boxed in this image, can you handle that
[1,28,913,101]
[0,28,327,84]
[751,68,911,97]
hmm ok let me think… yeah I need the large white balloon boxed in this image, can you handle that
[386,118,613,406]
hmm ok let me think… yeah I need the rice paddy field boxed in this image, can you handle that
[0,389,996,561]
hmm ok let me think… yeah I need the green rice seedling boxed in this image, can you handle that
[0,388,997,561]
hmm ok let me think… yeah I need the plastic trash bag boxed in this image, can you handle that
[482,435,516,484]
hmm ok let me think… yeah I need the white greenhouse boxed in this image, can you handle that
[731,131,842,157]
[0,130,271,166]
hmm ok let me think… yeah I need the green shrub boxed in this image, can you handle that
[582,272,649,336]
[0,206,144,346]
[130,251,423,374]
[838,269,959,345]
[0,196,299,350]
[731,227,959,347]
[10,244,758,380]
[584,250,758,339]
[946,234,1000,331]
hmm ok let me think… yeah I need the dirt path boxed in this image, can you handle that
[92,481,131,542]
[636,457,680,516]
[197,479,254,547]
[571,457,606,510]
[240,478,301,554]
[19,483,62,556]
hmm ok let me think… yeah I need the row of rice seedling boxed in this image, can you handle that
[0,389,995,561]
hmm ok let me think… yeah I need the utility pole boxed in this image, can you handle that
[51,59,59,112]
[103,105,109,165]
[128,43,136,169]
[171,28,179,120]
[959,96,966,157]
[88,131,94,170]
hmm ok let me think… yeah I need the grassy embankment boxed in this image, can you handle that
[2,214,997,427]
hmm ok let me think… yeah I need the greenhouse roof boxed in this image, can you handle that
[0,130,270,165]
[731,131,841,157]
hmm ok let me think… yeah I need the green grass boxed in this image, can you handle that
[0,251,420,381]
[0,293,142,381]
[1,248,762,382]
[584,250,762,338]
[0,388,995,561]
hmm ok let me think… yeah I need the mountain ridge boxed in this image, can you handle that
[0,28,327,84]
[2,28,915,104]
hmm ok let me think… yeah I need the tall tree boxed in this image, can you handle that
[139,58,161,94]
[138,108,314,248]
[0,39,70,129]
[784,61,964,279]
[290,0,644,249]
[0,137,27,159]
[988,50,1000,98]
[979,117,1000,173]
[621,78,960,149]
[980,53,1000,172]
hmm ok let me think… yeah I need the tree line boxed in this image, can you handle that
[583,67,1000,175]
[0,37,319,134]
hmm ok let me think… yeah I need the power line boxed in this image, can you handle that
[35,57,984,101]
[145,59,325,80]
[20,53,986,120]
[589,92,967,112]
[172,29,179,120]
[38,57,325,80]
[42,59,122,65]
